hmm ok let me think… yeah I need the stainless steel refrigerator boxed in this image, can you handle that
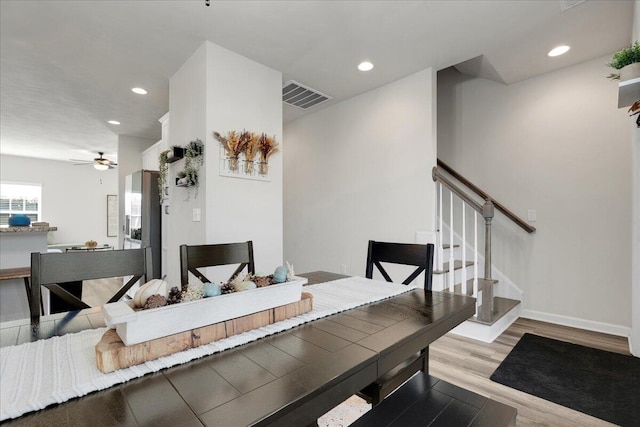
[124,170,161,279]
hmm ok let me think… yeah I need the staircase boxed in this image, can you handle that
[431,160,535,343]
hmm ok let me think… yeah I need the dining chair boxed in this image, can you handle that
[30,247,153,326]
[359,240,435,406]
[179,241,255,286]
[365,240,434,290]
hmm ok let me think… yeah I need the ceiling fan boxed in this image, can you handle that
[71,152,118,171]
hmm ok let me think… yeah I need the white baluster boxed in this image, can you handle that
[474,210,479,315]
[449,191,454,292]
[461,202,467,295]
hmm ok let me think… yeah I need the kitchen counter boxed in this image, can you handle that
[0,225,57,322]
[0,225,57,233]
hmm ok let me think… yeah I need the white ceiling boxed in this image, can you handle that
[0,0,634,164]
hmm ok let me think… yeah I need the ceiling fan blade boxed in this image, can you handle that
[70,158,93,163]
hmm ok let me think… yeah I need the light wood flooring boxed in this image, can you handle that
[320,318,630,426]
[429,318,628,426]
[81,277,123,307]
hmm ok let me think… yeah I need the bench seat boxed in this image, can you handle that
[351,372,516,427]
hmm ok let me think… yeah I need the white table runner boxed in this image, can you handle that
[0,277,417,421]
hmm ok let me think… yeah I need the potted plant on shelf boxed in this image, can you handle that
[607,41,640,81]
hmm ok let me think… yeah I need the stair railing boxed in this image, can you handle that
[432,162,535,322]
[437,159,536,233]
[433,167,494,320]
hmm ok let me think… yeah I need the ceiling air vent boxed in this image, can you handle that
[282,80,332,110]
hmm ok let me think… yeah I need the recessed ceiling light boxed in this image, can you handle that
[358,61,374,72]
[548,45,570,57]
[131,87,148,95]
[107,120,121,125]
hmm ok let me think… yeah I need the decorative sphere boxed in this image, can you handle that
[235,280,257,292]
[8,214,31,227]
[203,283,222,297]
[273,266,288,283]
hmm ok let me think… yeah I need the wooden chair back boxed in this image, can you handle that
[365,240,434,290]
[359,240,435,406]
[180,241,255,286]
[30,247,152,325]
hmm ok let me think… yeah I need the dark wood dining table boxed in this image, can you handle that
[0,271,476,426]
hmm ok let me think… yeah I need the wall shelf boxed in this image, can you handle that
[618,77,640,108]
[175,178,195,187]
[165,147,185,164]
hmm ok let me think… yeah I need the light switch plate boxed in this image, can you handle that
[193,208,201,222]
[527,210,537,222]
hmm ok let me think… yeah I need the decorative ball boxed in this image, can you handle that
[143,294,167,310]
[134,279,168,308]
[253,276,273,287]
[203,283,222,297]
[273,266,288,283]
[8,214,31,227]
[167,287,182,305]
[235,280,257,292]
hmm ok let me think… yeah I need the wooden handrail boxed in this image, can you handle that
[436,159,536,233]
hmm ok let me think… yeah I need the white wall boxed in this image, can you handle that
[438,55,632,335]
[166,43,207,286]
[0,154,118,246]
[165,41,283,287]
[284,69,437,279]
[204,42,283,276]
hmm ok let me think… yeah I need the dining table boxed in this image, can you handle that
[0,271,476,426]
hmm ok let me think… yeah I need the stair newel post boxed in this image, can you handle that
[478,199,495,322]
[438,182,444,275]
[482,199,494,280]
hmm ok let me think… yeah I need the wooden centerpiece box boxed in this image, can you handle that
[96,276,311,373]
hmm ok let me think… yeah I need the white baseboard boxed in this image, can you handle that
[450,304,521,343]
[520,309,631,338]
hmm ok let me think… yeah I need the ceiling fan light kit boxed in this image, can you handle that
[71,152,117,171]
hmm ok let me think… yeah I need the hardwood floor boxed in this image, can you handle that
[81,277,123,307]
[320,318,630,426]
[429,318,630,427]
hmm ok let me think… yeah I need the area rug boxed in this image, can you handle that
[490,333,640,426]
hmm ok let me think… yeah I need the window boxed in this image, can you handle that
[0,182,42,226]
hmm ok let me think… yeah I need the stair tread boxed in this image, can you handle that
[443,278,499,295]
[469,297,521,326]
[434,260,474,274]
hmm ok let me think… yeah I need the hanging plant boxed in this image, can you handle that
[257,133,279,175]
[185,139,204,158]
[175,139,204,196]
[158,149,171,202]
